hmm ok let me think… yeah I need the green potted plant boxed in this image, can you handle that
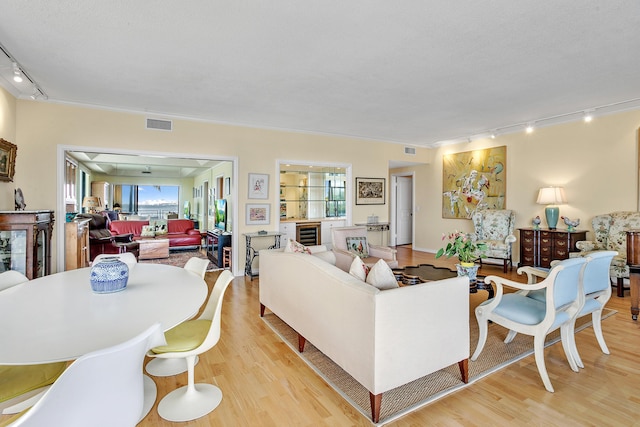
[435,231,486,266]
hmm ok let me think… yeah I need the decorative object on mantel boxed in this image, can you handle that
[90,257,129,294]
[0,138,17,182]
[14,188,26,210]
[561,216,580,232]
[532,215,541,230]
[436,231,486,278]
[536,186,567,229]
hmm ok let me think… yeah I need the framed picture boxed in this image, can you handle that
[442,145,506,219]
[225,177,231,195]
[246,203,270,225]
[355,177,385,205]
[248,173,269,199]
[0,139,17,182]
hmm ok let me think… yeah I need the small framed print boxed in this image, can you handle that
[225,177,231,195]
[246,203,270,225]
[0,139,17,182]
[248,173,269,199]
[355,177,385,205]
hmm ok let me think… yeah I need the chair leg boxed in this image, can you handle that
[503,259,508,273]
[591,309,610,355]
[560,323,579,372]
[504,329,518,343]
[533,333,554,392]
[157,355,223,422]
[471,314,489,361]
[617,277,624,297]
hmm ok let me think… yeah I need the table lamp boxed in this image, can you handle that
[536,187,566,229]
[82,196,101,213]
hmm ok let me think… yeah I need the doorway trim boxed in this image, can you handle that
[56,144,239,275]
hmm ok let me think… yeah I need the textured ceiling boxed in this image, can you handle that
[1,1,640,146]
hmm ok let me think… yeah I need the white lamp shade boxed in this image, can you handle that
[536,187,566,205]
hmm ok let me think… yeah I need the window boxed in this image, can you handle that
[115,185,179,219]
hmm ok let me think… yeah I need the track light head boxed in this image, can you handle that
[12,62,23,83]
[583,110,594,123]
[525,123,534,134]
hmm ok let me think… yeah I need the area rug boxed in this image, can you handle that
[262,308,616,425]
[138,248,221,272]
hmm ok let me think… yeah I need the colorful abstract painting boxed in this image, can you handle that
[442,146,506,219]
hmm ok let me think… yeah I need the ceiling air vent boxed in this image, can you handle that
[146,118,172,131]
[404,146,416,155]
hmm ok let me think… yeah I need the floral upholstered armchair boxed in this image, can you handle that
[471,209,517,273]
[571,211,637,297]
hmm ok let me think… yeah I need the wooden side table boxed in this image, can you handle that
[222,246,232,269]
[518,228,586,268]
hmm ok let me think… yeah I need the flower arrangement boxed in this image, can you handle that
[435,231,486,265]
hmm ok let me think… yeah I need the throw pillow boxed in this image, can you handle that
[283,238,311,254]
[366,259,399,290]
[152,219,168,235]
[140,225,155,237]
[346,236,369,258]
[349,256,369,281]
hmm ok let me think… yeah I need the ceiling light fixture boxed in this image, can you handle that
[12,62,23,83]
[490,131,497,139]
[525,123,534,134]
[583,110,594,123]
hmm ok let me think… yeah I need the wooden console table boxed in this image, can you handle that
[243,232,283,279]
[518,228,586,268]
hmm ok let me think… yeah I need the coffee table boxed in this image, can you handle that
[138,238,170,260]
[393,263,494,298]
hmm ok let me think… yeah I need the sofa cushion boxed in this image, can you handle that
[152,219,168,235]
[284,238,311,254]
[167,219,195,234]
[109,220,149,236]
[366,259,399,290]
[346,236,369,258]
[349,256,369,281]
[140,225,155,237]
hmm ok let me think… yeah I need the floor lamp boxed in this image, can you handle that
[536,187,566,229]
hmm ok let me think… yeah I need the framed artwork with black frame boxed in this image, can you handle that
[355,177,385,205]
[0,139,17,182]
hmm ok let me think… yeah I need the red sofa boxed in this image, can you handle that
[109,219,202,248]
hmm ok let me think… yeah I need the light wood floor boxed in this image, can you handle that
[7,248,638,426]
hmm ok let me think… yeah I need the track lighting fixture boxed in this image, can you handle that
[12,62,23,83]
[583,110,594,123]
[490,131,496,139]
[525,123,534,134]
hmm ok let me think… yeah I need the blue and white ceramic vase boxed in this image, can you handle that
[90,257,129,293]
[455,263,480,283]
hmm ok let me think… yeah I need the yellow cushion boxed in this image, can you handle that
[151,319,211,354]
[0,408,29,427]
[0,362,67,402]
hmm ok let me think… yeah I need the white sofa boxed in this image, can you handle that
[259,248,470,423]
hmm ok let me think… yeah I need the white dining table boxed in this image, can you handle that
[0,263,208,365]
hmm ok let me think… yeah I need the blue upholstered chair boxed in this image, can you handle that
[471,257,588,392]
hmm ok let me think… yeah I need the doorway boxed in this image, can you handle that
[391,174,414,246]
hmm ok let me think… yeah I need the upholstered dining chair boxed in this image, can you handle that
[471,257,588,392]
[0,271,67,416]
[518,251,617,370]
[331,226,398,272]
[145,256,210,377]
[147,270,234,422]
[0,271,29,292]
[471,209,517,273]
[1,323,165,427]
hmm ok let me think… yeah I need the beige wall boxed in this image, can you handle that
[0,86,17,208]
[7,100,429,273]
[404,109,640,262]
[3,93,639,273]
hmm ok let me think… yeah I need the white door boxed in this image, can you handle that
[396,176,413,245]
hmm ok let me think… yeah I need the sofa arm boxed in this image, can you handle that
[187,229,201,236]
[113,233,134,243]
[368,245,397,260]
[332,247,357,271]
[575,240,596,252]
